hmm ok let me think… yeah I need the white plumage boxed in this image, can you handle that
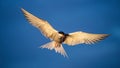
[21,8,109,58]
[64,31,108,45]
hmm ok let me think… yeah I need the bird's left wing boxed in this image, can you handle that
[21,8,59,41]
[64,31,109,45]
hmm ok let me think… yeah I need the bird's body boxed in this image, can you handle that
[21,8,109,58]
[58,31,69,43]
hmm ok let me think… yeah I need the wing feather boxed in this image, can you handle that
[21,8,59,41]
[64,31,109,45]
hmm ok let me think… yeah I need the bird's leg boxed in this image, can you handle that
[54,42,57,47]
[54,42,61,48]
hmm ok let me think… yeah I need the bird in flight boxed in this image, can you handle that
[21,8,109,58]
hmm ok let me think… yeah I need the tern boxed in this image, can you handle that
[21,8,109,57]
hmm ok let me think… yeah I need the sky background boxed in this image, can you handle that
[0,0,120,68]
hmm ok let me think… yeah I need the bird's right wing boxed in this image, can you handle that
[21,8,59,41]
[64,31,109,46]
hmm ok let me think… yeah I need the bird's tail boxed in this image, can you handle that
[40,41,68,57]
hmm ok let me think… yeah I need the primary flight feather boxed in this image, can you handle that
[21,8,109,58]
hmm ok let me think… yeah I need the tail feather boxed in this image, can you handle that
[40,41,68,57]
[54,45,68,57]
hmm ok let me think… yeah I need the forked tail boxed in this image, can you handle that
[40,41,68,58]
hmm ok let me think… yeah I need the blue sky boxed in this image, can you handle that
[0,0,120,68]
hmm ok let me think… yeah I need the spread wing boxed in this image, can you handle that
[21,8,59,41]
[64,31,109,45]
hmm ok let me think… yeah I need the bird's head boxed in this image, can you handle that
[58,31,65,35]
[58,31,69,36]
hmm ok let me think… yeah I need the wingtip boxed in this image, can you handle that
[21,8,24,10]
[21,8,26,12]
[105,34,110,37]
